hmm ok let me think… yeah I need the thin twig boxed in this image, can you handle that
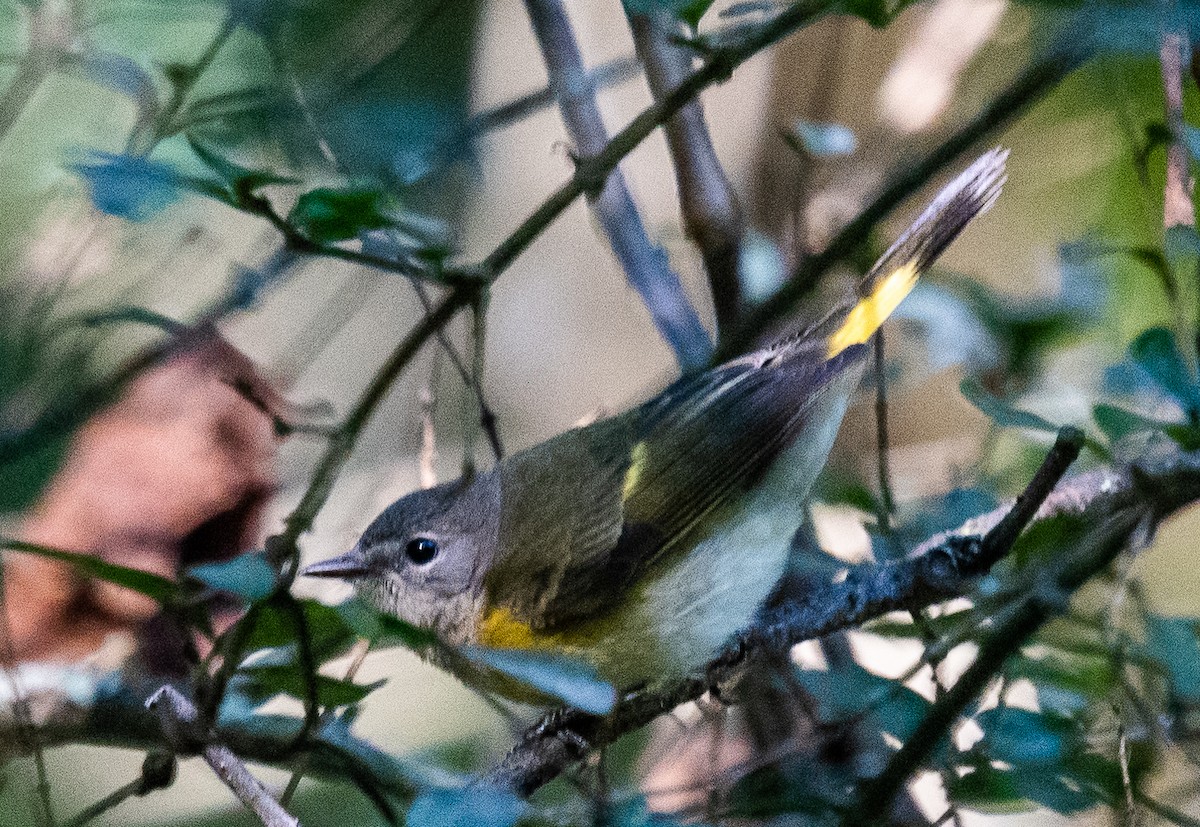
[840,435,1191,825]
[523,0,712,370]
[125,17,234,155]
[63,753,176,827]
[0,2,67,143]
[1119,718,1140,827]
[628,10,746,339]
[873,329,895,530]
[198,291,474,723]
[419,352,441,490]
[411,280,504,460]
[278,639,372,807]
[147,686,300,827]
[277,290,474,557]
[471,0,839,295]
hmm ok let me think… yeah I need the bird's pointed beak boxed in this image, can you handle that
[303,547,370,579]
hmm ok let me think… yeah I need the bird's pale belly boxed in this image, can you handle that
[578,380,856,689]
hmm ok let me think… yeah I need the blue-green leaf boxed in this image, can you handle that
[975,708,1075,766]
[788,120,858,157]
[71,152,183,220]
[1146,613,1200,702]
[960,377,1058,432]
[407,787,526,827]
[461,647,616,714]
[1129,327,1200,412]
[187,551,277,602]
[795,664,930,741]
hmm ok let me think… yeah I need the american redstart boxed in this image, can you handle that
[305,148,1008,696]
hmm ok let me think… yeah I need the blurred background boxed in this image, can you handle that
[2,0,1200,824]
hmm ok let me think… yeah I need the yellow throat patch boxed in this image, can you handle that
[478,606,548,649]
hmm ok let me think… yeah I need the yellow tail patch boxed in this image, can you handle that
[826,261,920,358]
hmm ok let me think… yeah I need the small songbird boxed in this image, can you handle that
[305,148,1008,697]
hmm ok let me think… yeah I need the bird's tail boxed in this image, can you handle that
[825,147,1009,359]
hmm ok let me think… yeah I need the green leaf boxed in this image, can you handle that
[949,765,1034,814]
[187,137,299,196]
[460,646,617,714]
[1146,613,1200,702]
[239,598,359,663]
[1093,403,1200,449]
[960,376,1059,432]
[1005,652,1114,715]
[236,662,385,707]
[288,186,400,244]
[1010,513,1086,571]
[407,787,526,827]
[187,551,277,602]
[1,539,179,604]
[951,763,1099,816]
[725,760,850,818]
[1129,327,1200,412]
[333,597,439,650]
[975,707,1076,766]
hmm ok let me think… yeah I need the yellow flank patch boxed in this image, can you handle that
[622,441,648,501]
[826,261,920,358]
[478,606,547,649]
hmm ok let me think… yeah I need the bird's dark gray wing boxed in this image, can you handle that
[486,340,868,631]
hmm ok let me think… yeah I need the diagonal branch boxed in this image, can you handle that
[9,443,1200,812]
[480,432,1200,798]
[522,0,713,370]
[628,9,747,342]
[147,686,299,827]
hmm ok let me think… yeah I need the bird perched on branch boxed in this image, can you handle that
[305,148,1008,699]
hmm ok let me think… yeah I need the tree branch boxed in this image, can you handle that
[0,1,70,144]
[522,0,713,370]
[628,10,746,341]
[480,431,1200,799]
[147,686,299,827]
[467,0,840,294]
[10,443,1200,813]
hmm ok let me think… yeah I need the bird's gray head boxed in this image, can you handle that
[304,471,501,644]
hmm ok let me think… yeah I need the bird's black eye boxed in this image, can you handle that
[405,537,439,565]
